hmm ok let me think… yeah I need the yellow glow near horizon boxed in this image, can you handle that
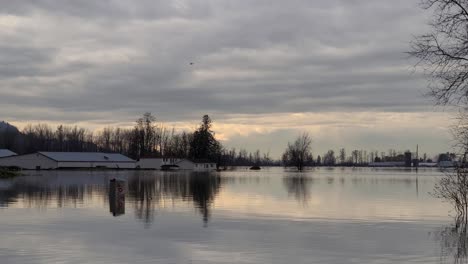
[7,111,453,157]
[9,111,452,133]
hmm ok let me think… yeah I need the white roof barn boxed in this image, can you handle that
[39,152,134,163]
[0,149,17,158]
[0,152,135,170]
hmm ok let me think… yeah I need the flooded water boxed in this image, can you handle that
[0,167,461,263]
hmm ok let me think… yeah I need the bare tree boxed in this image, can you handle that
[351,150,359,165]
[323,150,336,166]
[282,133,312,171]
[451,111,468,162]
[411,3,468,226]
[434,168,468,223]
[263,151,272,166]
[434,217,468,263]
[410,0,468,105]
[253,149,261,166]
[339,148,346,165]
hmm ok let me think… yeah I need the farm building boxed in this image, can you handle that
[0,149,17,158]
[137,158,179,169]
[179,159,217,171]
[137,158,217,171]
[0,152,136,170]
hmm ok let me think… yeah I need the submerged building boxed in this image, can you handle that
[0,152,136,170]
[137,158,179,170]
[0,149,17,158]
[137,158,217,171]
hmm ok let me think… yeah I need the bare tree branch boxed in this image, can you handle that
[410,0,468,105]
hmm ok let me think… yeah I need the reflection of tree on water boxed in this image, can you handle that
[0,171,223,226]
[190,172,222,223]
[0,188,19,207]
[283,175,313,205]
[127,173,158,226]
[435,217,468,264]
[433,168,468,263]
[127,171,222,226]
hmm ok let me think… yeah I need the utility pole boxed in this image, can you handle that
[416,144,419,161]
[416,144,419,196]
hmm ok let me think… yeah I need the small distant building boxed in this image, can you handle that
[0,149,17,158]
[419,162,437,167]
[368,161,405,167]
[438,160,457,168]
[404,151,412,167]
[0,152,136,170]
[437,152,458,168]
[137,158,180,170]
[183,159,217,171]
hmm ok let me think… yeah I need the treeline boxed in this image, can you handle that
[0,113,278,166]
[0,115,445,168]
[221,148,280,167]
[0,113,219,161]
[317,148,439,167]
[280,133,441,170]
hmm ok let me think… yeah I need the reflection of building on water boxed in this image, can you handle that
[0,180,102,208]
[0,171,223,226]
[109,179,125,217]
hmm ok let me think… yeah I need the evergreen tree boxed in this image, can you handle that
[189,115,222,162]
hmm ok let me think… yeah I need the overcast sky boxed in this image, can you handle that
[0,0,455,158]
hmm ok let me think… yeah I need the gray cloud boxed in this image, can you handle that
[0,0,432,121]
[0,0,452,155]
[0,0,213,20]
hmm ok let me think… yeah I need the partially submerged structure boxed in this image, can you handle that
[137,158,178,170]
[0,152,135,170]
[0,149,17,158]
[137,158,216,171]
[179,159,217,171]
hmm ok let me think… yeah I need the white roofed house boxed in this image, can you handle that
[0,152,136,170]
[0,149,17,158]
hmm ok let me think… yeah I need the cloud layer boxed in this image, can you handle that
[0,0,452,156]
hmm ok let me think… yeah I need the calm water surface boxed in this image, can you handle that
[0,167,460,263]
